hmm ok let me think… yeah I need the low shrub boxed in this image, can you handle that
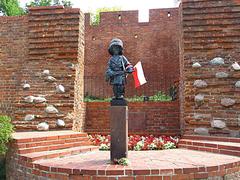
[84,91,172,102]
[0,116,13,180]
[0,116,14,155]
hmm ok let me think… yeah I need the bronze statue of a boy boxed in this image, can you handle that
[105,38,134,99]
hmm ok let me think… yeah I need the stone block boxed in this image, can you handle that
[193,80,208,88]
[194,94,204,106]
[24,114,35,121]
[232,62,240,71]
[235,81,240,88]
[215,72,229,78]
[56,119,65,127]
[211,119,226,129]
[192,62,201,68]
[42,69,50,76]
[24,96,35,103]
[45,105,59,114]
[210,57,224,65]
[194,128,209,135]
[23,83,30,90]
[33,97,46,103]
[45,76,57,82]
[37,122,49,131]
[56,84,65,93]
[221,98,236,107]
[194,113,211,120]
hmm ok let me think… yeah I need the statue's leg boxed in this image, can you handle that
[116,84,121,98]
[116,85,124,98]
[121,85,125,97]
[113,84,118,98]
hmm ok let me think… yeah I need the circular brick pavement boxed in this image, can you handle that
[34,149,240,179]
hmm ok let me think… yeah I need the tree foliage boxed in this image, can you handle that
[0,0,73,16]
[90,7,121,26]
[0,116,14,155]
[27,0,72,7]
[0,0,25,16]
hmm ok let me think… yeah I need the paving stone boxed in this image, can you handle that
[210,57,224,65]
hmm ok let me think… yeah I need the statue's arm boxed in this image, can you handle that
[122,56,134,73]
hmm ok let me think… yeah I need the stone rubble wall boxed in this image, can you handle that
[0,6,85,131]
[181,0,240,137]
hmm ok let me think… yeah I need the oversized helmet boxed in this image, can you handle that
[108,38,123,55]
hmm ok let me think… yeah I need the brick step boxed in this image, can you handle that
[15,136,90,149]
[179,139,240,157]
[17,140,92,154]
[13,131,89,143]
[182,135,240,143]
[19,145,98,163]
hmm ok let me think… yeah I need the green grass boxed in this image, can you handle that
[84,95,111,102]
[84,91,172,102]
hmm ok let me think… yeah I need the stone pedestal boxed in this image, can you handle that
[110,99,128,162]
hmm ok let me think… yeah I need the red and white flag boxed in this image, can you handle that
[132,61,147,88]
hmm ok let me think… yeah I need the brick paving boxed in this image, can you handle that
[35,149,240,176]
[7,131,240,179]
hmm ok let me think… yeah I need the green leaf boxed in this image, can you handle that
[0,116,14,155]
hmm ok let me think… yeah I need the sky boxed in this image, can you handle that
[20,0,179,12]
[20,0,179,21]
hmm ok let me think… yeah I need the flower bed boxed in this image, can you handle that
[88,135,179,151]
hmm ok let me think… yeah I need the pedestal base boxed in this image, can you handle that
[110,99,128,162]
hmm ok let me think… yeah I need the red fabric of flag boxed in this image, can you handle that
[132,61,147,88]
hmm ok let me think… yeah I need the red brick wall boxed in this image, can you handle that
[84,8,180,97]
[0,16,28,116]
[85,102,180,135]
[0,6,85,131]
[181,0,240,137]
